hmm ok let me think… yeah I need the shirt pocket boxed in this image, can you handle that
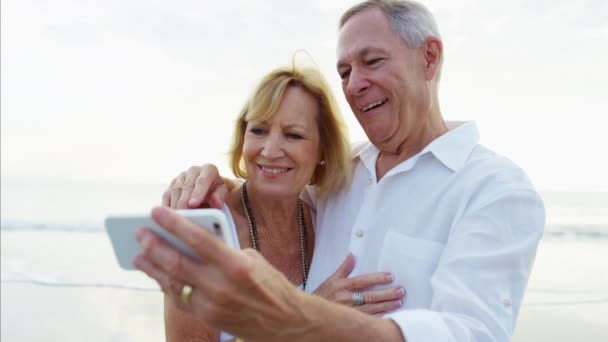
[377,231,445,309]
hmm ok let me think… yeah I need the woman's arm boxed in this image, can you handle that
[165,294,220,342]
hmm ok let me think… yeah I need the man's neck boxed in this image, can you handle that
[375,113,448,181]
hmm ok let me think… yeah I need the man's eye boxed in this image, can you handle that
[366,58,382,66]
[339,70,351,80]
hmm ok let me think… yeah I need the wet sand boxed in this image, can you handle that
[1,231,606,341]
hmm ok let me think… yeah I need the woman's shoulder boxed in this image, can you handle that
[221,193,245,250]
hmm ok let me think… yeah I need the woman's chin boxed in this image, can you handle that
[248,181,301,200]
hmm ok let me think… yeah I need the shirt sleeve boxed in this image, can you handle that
[384,189,545,342]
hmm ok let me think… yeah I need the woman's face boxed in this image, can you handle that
[243,86,321,199]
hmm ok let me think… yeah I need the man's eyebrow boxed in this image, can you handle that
[337,47,385,69]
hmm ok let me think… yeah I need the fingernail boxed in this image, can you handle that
[397,287,405,296]
[386,273,394,282]
[189,197,198,206]
[397,299,403,307]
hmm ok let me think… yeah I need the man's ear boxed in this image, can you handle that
[422,37,442,81]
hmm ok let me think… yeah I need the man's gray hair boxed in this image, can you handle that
[339,0,441,49]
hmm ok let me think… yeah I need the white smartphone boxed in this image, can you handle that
[105,208,234,270]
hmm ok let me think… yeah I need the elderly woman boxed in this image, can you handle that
[143,64,404,341]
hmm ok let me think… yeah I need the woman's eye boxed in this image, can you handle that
[250,128,265,136]
[286,133,303,140]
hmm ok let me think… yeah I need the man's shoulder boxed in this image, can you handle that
[462,144,540,197]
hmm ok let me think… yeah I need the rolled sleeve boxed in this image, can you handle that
[385,310,456,342]
[386,190,545,342]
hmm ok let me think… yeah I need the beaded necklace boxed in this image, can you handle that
[240,183,308,290]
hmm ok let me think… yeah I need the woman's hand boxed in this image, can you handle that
[312,253,405,315]
[134,207,313,340]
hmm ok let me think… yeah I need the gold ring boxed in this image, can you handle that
[181,284,193,305]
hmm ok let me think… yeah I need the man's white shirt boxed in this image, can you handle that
[305,121,545,342]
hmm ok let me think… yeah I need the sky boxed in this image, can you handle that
[1,0,607,192]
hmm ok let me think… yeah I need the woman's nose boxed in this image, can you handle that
[260,134,285,158]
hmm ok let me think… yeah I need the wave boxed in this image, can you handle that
[1,278,159,292]
[543,224,608,239]
[3,220,607,239]
[0,221,103,232]
[2,278,606,306]
[2,269,159,292]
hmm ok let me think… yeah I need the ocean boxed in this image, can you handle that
[1,180,607,341]
[2,180,607,236]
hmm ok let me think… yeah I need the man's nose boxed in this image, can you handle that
[345,68,370,97]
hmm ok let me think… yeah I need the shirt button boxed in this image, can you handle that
[355,229,364,237]
[503,298,512,307]
[367,178,372,185]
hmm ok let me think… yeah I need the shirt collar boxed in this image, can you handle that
[423,121,479,172]
[354,121,480,173]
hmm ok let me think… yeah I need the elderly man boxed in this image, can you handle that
[135,1,545,341]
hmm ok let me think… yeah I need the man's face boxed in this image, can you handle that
[337,8,431,151]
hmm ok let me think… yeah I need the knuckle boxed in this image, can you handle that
[350,278,364,289]
[336,292,349,304]
[166,258,180,278]
[170,188,182,197]
[169,177,178,187]
[140,234,157,255]
[202,163,217,174]
[175,254,189,276]
[195,175,209,186]
[187,165,201,174]
[206,305,225,324]
[167,279,182,295]
[159,281,171,294]
[172,172,186,187]
[176,197,189,209]
[209,285,232,307]
[358,304,371,314]
[189,229,209,250]
[232,262,253,282]
[229,250,256,280]
[161,190,171,203]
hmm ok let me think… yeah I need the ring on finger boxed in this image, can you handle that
[352,291,365,306]
[181,284,194,305]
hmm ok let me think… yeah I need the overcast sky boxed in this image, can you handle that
[2,0,607,191]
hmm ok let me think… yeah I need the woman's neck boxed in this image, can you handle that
[241,183,300,236]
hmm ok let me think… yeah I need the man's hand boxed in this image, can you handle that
[161,164,229,209]
[313,253,405,315]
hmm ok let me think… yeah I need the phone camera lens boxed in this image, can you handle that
[213,222,222,237]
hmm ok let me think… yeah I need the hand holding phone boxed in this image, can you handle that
[105,208,234,270]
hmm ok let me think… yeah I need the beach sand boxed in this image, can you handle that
[1,231,607,341]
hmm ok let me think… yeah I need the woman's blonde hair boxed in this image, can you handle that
[228,65,351,198]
